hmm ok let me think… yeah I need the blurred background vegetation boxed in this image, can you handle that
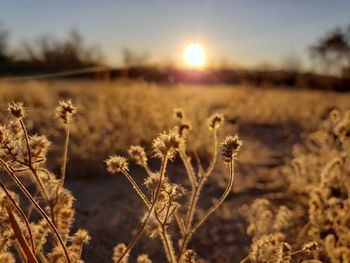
[1,22,350,91]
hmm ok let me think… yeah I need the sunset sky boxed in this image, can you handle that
[1,0,349,68]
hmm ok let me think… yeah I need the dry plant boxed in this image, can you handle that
[242,109,350,263]
[287,109,350,262]
[106,109,242,262]
[0,101,90,262]
[240,199,318,263]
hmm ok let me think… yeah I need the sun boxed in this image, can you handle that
[183,43,206,68]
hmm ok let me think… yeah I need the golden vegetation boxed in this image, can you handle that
[0,80,350,262]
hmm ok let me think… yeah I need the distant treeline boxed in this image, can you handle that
[0,26,103,75]
[50,66,348,92]
[1,23,350,91]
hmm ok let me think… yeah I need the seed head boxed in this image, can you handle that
[183,249,196,263]
[72,229,91,245]
[302,241,318,253]
[7,120,23,140]
[207,113,224,130]
[56,100,77,125]
[8,101,25,119]
[221,135,243,162]
[144,173,171,193]
[29,135,51,160]
[152,130,184,160]
[174,108,185,121]
[105,155,128,173]
[171,184,186,198]
[143,213,161,239]
[144,173,161,191]
[178,121,192,137]
[128,145,148,166]
[137,254,152,263]
[113,243,129,263]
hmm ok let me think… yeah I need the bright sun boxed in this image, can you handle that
[183,43,206,68]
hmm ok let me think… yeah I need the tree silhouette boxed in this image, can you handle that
[0,23,10,64]
[310,25,350,77]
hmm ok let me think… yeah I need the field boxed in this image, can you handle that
[0,80,349,263]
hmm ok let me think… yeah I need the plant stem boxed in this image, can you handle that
[179,159,235,261]
[122,170,150,207]
[205,128,218,176]
[20,119,32,166]
[0,180,35,254]
[0,158,71,263]
[179,150,197,187]
[116,154,169,263]
[59,123,70,189]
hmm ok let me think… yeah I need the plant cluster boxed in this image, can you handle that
[242,109,350,262]
[106,109,242,262]
[0,100,90,262]
[0,101,243,262]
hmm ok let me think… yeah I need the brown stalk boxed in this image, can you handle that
[5,204,38,263]
[0,158,71,263]
[0,180,35,254]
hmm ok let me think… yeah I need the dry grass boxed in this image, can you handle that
[0,80,349,262]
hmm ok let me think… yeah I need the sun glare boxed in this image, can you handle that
[183,43,206,68]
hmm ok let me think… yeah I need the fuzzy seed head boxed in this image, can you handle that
[221,135,243,162]
[105,155,128,173]
[128,145,148,166]
[113,243,129,263]
[143,213,161,239]
[183,249,196,263]
[207,113,224,130]
[174,108,185,120]
[72,229,91,245]
[302,241,318,253]
[56,100,77,125]
[8,101,25,119]
[178,121,192,137]
[29,135,51,160]
[137,254,152,263]
[152,130,184,160]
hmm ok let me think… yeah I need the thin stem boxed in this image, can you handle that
[240,255,250,263]
[0,158,71,263]
[0,180,35,254]
[191,160,234,239]
[122,170,150,208]
[179,159,235,260]
[27,167,56,226]
[184,176,206,230]
[19,119,32,166]
[53,122,70,226]
[143,163,185,235]
[160,229,176,263]
[54,122,70,205]
[59,123,70,188]
[155,209,176,263]
[19,119,55,223]
[205,128,218,176]
[193,150,204,175]
[116,154,169,263]
[179,150,197,187]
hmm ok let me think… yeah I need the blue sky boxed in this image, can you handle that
[1,1,349,68]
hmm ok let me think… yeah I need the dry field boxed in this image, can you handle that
[0,80,349,262]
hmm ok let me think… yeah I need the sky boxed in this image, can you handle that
[1,0,350,68]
